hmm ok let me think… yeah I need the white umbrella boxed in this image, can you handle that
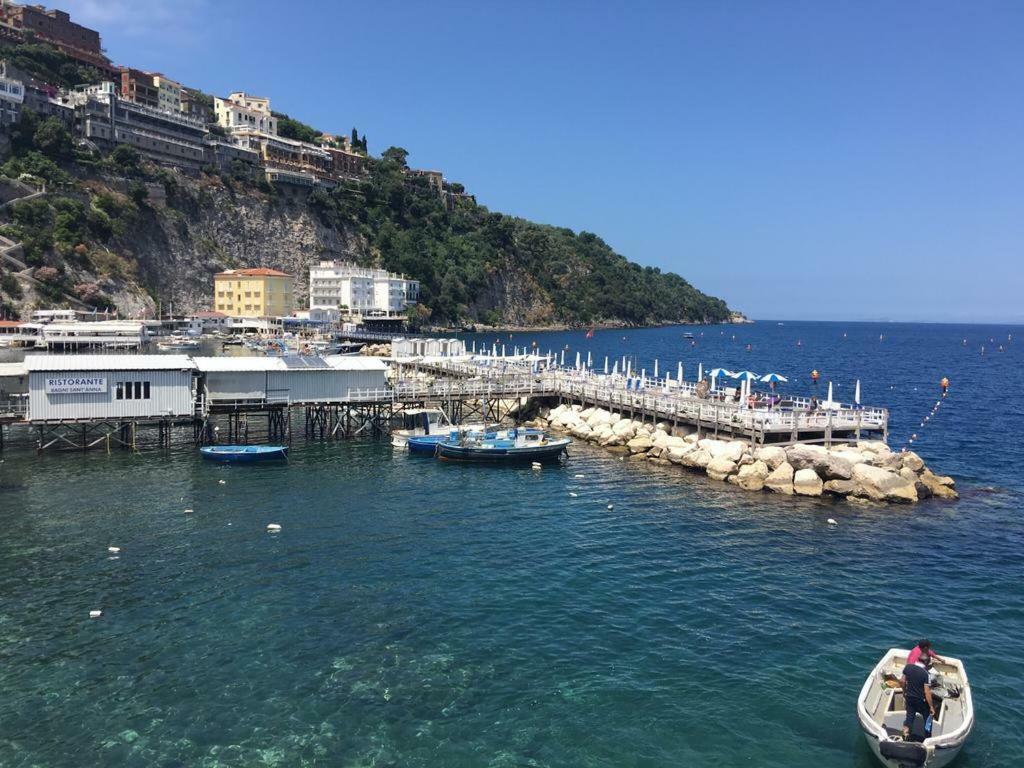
[604,356,609,374]
[855,379,861,405]
[698,362,704,381]
[612,361,619,376]
[626,361,632,377]
[654,359,659,378]
[759,373,788,384]
[492,343,497,356]
[587,351,592,368]
[560,350,565,365]
[575,351,581,369]
[732,370,759,381]
[678,361,683,382]
[827,381,834,405]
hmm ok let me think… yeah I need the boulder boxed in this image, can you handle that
[570,424,592,440]
[793,468,824,497]
[681,448,712,469]
[820,453,855,480]
[729,460,769,491]
[666,445,694,464]
[648,457,672,467]
[627,436,653,454]
[851,464,918,503]
[652,431,671,449]
[662,435,687,450]
[786,445,829,471]
[611,419,636,438]
[754,445,787,470]
[698,438,727,457]
[683,433,699,444]
[901,451,925,472]
[918,470,959,500]
[824,479,856,496]
[719,441,747,463]
[647,445,664,459]
[764,462,795,494]
[706,458,737,481]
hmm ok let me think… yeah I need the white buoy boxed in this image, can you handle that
[108,546,120,554]
[266,523,282,533]
[574,474,585,479]
[218,479,226,485]
[607,503,614,510]
[184,508,194,514]
[89,609,102,618]
[569,492,578,498]
[827,518,838,526]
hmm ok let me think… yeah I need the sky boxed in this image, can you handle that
[61,0,1024,323]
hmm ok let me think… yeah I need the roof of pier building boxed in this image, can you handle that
[24,355,197,371]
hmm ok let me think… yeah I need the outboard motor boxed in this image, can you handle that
[879,740,928,767]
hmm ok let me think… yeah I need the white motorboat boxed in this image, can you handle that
[157,335,201,351]
[857,648,973,768]
[391,408,450,448]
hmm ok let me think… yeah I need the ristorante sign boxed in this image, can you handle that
[44,376,108,394]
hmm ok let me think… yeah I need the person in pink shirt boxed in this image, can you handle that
[907,638,945,666]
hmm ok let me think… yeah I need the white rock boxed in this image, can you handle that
[764,461,795,495]
[706,457,737,481]
[851,464,918,503]
[754,446,787,469]
[793,468,824,496]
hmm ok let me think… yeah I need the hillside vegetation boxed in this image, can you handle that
[0,43,729,326]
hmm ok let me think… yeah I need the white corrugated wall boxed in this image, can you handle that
[28,370,194,422]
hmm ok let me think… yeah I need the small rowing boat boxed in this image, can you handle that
[199,445,288,463]
[857,648,974,768]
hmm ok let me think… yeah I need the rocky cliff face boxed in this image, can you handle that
[115,176,363,314]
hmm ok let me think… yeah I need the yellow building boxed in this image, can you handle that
[214,268,295,317]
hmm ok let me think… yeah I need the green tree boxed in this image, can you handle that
[381,147,409,168]
[33,118,74,160]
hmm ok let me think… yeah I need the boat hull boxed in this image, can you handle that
[436,439,570,463]
[406,435,447,455]
[200,445,288,463]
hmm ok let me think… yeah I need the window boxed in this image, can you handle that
[116,382,124,400]
[117,381,151,400]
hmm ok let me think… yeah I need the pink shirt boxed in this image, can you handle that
[907,646,936,665]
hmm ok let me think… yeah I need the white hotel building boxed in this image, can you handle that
[308,261,420,317]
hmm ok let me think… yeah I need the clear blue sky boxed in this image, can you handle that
[64,0,1024,322]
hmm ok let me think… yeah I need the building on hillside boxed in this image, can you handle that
[118,67,158,108]
[231,130,334,187]
[1,58,73,127]
[407,168,474,210]
[71,82,208,170]
[0,3,114,74]
[322,145,364,178]
[214,92,277,135]
[150,74,182,113]
[214,268,295,318]
[203,138,260,176]
[308,261,419,317]
[179,89,212,123]
[0,59,24,126]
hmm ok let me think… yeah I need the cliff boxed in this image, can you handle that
[0,119,731,326]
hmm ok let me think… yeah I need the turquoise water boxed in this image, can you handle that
[1,322,1022,766]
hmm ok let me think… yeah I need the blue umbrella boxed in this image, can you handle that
[759,373,788,383]
[732,370,760,381]
[708,368,734,379]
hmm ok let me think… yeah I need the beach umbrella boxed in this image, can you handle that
[491,343,497,356]
[612,361,619,376]
[604,356,609,374]
[560,350,565,365]
[626,361,632,377]
[827,382,834,404]
[855,379,861,405]
[575,351,581,370]
[759,373,787,384]
[501,344,506,357]
[654,359,659,378]
[732,370,759,381]
[697,362,703,382]
[678,361,683,382]
[587,351,592,368]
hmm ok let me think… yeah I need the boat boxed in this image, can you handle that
[199,445,289,463]
[391,408,451,448]
[436,429,571,463]
[857,648,973,768]
[158,335,201,351]
[221,337,244,346]
[683,332,695,339]
[405,426,533,455]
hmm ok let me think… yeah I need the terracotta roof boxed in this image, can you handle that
[215,268,292,278]
[0,320,23,327]
[193,311,227,318]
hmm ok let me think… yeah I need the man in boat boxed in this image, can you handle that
[900,654,936,740]
[907,638,945,667]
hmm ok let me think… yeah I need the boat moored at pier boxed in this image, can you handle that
[857,648,973,768]
[436,429,571,463]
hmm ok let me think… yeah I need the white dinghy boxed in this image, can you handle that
[857,648,974,768]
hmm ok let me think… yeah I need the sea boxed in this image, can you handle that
[0,321,1020,767]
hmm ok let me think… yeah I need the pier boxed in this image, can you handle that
[0,352,887,453]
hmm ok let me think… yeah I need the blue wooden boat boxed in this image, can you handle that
[406,434,449,455]
[200,445,289,463]
[436,430,570,463]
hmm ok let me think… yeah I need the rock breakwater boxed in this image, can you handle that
[536,404,957,504]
